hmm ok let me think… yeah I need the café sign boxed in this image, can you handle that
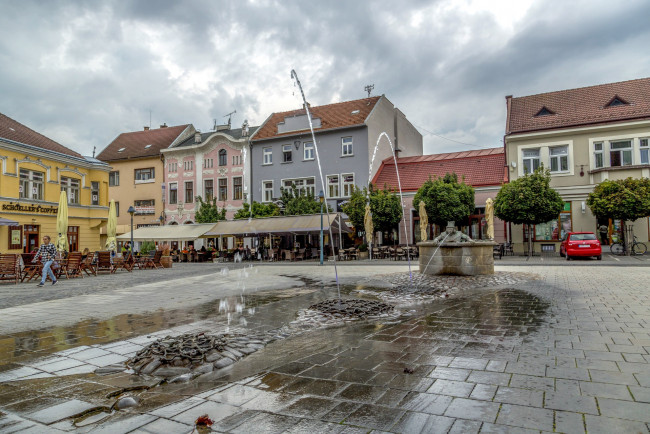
[1,202,58,214]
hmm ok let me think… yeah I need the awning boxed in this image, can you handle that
[203,213,352,237]
[117,223,217,241]
[0,217,19,226]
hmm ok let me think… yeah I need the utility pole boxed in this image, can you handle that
[364,84,374,98]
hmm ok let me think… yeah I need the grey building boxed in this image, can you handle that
[249,95,423,210]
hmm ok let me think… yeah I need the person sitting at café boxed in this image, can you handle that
[244,245,251,261]
[188,244,197,262]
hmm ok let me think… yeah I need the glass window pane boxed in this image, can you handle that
[623,150,632,165]
[560,156,568,171]
[595,153,603,168]
[641,149,649,165]
[550,158,558,172]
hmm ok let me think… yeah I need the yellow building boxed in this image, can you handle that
[96,124,193,236]
[0,112,110,252]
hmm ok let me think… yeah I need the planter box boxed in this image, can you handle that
[160,256,173,268]
[358,251,369,259]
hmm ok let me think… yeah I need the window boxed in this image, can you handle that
[263,148,272,165]
[594,142,604,168]
[531,202,572,241]
[134,199,155,215]
[135,167,155,182]
[60,177,80,204]
[19,169,44,200]
[641,138,649,165]
[218,178,228,201]
[342,173,354,197]
[185,181,194,203]
[233,177,243,200]
[204,179,214,199]
[109,171,120,186]
[263,181,273,202]
[168,162,177,173]
[203,158,213,169]
[169,183,178,204]
[282,177,315,196]
[219,149,227,166]
[327,175,339,198]
[67,226,79,252]
[534,106,555,117]
[282,144,292,163]
[232,155,241,165]
[184,160,194,171]
[91,181,99,205]
[610,140,632,166]
[549,146,569,172]
[8,225,22,250]
[304,142,314,160]
[522,148,540,174]
[342,137,353,156]
[115,201,119,217]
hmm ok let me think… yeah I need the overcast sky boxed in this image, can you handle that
[1,0,649,157]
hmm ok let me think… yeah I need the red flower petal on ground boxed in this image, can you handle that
[195,414,214,426]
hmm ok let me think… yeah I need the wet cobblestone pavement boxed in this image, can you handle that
[1,263,650,432]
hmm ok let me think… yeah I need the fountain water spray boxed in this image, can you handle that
[368,132,413,283]
[290,69,342,300]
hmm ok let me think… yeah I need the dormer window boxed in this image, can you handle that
[534,106,554,117]
[145,144,152,149]
[605,95,629,108]
[118,147,126,152]
[351,110,360,115]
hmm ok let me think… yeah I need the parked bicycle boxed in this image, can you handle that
[610,235,647,255]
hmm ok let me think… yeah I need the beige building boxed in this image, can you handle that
[96,124,194,236]
[505,77,650,254]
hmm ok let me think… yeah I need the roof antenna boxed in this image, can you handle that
[92,146,96,158]
[364,84,374,98]
[224,110,236,128]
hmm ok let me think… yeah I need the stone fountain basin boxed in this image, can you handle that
[417,240,497,276]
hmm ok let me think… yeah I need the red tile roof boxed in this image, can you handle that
[97,125,190,161]
[506,77,650,134]
[0,112,83,158]
[252,96,381,141]
[372,147,506,192]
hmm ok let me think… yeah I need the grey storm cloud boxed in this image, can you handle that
[1,0,649,156]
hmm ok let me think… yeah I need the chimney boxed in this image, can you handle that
[144,126,150,131]
[302,102,311,110]
[194,132,202,143]
[160,123,168,128]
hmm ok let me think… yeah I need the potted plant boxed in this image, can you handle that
[160,243,172,268]
[357,243,369,259]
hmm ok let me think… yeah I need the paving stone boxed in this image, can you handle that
[172,400,239,425]
[467,371,511,386]
[230,412,303,434]
[505,362,546,377]
[390,411,455,433]
[321,401,361,423]
[554,410,585,434]
[448,418,482,433]
[26,399,95,424]
[427,379,475,397]
[469,384,497,401]
[449,357,489,370]
[598,397,650,423]
[428,366,471,381]
[280,396,339,418]
[283,418,345,434]
[544,391,598,414]
[585,414,649,434]
[338,384,387,403]
[241,391,298,412]
[580,381,632,400]
[629,386,650,403]
[136,417,192,434]
[494,386,543,407]
[444,398,500,423]
[485,360,507,372]
[398,392,453,415]
[509,374,555,392]
[496,403,554,431]
[546,366,591,381]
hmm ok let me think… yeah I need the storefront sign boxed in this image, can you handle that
[1,202,57,214]
[11,230,21,244]
[135,206,155,215]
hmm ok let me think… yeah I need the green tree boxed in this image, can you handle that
[341,186,368,231]
[412,173,475,227]
[493,167,564,257]
[194,196,227,223]
[369,184,403,234]
[587,177,650,250]
[279,185,330,215]
[233,201,281,219]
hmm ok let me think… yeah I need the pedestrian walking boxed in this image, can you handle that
[598,224,609,245]
[32,235,58,287]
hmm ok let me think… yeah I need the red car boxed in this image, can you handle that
[560,232,602,260]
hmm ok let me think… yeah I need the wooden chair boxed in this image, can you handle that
[150,251,163,269]
[95,251,115,274]
[20,253,40,282]
[503,242,514,256]
[0,254,19,284]
[80,254,97,276]
[372,247,380,259]
[115,252,134,272]
[58,252,83,278]
[493,244,504,260]
[396,247,406,260]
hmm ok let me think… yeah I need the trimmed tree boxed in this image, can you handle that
[342,184,402,244]
[493,167,564,257]
[341,186,368,232]
[412,173,475,228]
[194,196,227,223]
[279,185,332,215]
[233,201,281,219]
[587,177,650,251]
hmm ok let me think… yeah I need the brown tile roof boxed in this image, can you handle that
[252,96,381,141]
[97,125,190,161]
[372,147,506,192]
[506,77,650,134]
[0,112,83,158]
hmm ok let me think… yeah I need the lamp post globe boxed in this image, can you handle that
[318,190,325,265]
[128,206,135,255]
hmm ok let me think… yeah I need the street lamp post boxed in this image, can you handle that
[128,206,135,254]
[319,190,324,265]
[158,215,164,226]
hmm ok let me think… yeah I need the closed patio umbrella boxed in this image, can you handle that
[106,199,117,252]
[56,190,68,252]
[419,200,428,242]
[364,203,373,258]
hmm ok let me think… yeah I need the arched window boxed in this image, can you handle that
[218,149,227,166]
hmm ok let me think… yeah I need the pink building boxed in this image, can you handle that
[372,148,508,244]
[161,122,256,224]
